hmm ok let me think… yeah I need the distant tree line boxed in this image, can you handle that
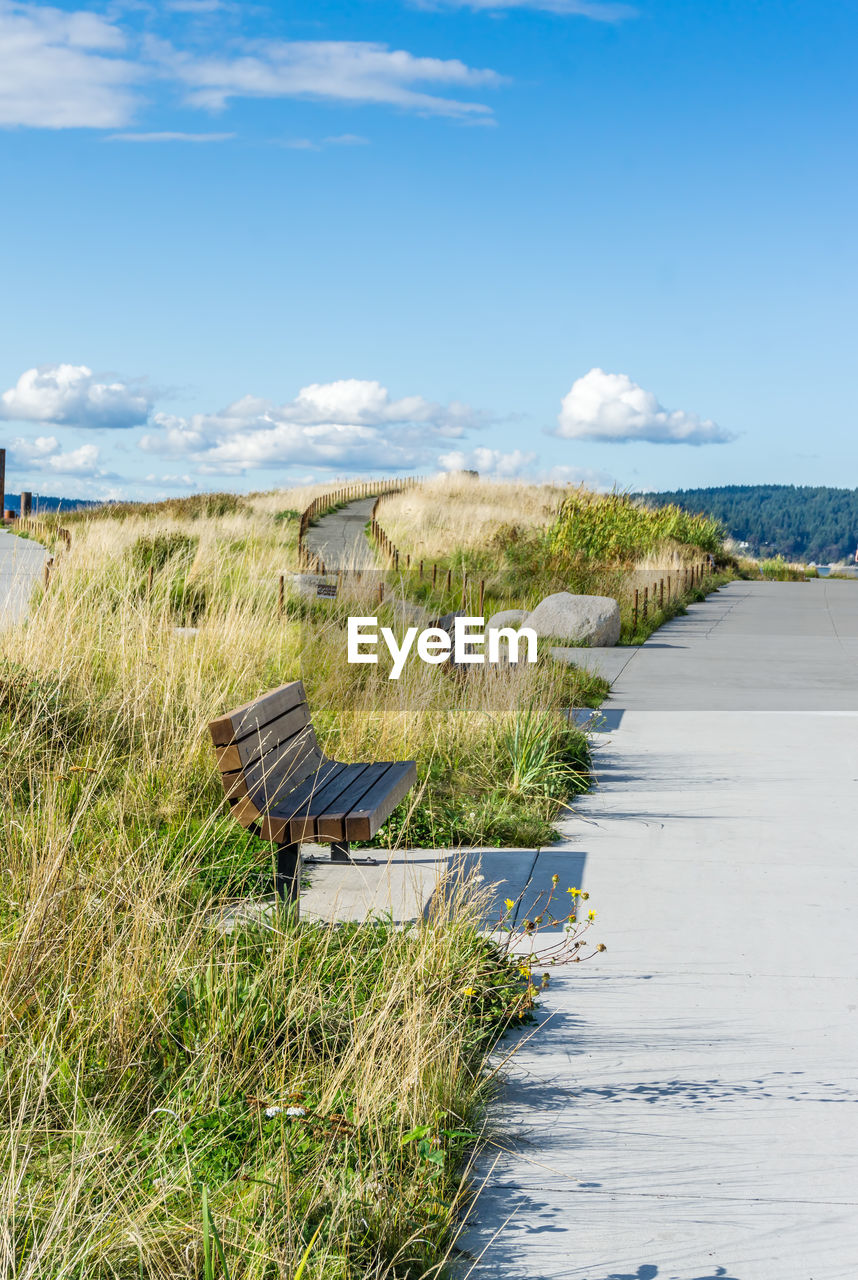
[3,493,100,514]
[641,485,858,563]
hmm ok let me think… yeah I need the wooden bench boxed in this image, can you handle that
[209,680,417,913]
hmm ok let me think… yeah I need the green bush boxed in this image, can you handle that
[132,532,198,572]
[549,492,724,564]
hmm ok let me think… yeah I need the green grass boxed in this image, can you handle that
[0,651,545,1277]
[757,556,814,581]
[549,491,724,563]
[0,491,614,1277]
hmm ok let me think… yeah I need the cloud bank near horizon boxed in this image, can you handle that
[0,364,559,491]
[138,378,492,474]
[0,361,730,497]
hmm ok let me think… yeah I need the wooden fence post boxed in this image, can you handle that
[633,588,639,632]
[643,585,648,620]
[278,574,285,617]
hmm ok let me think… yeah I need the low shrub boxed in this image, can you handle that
[549,491,724,564]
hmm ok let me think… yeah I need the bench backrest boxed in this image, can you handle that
[208,680,323,824]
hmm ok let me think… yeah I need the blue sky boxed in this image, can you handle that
[0,0,855,500]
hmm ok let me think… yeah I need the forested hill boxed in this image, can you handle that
[641,486,858,563]
[3,494,99,514]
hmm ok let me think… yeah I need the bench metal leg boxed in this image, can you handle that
[331,840,378,867]
[275,842,301,913]
[302,841,379,867]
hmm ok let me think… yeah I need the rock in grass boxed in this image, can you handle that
[486,608,528,629]
[429,611,466,634]
[524,592,621,647]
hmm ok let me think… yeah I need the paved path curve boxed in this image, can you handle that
[0,528,48,628]
[302,496,378,571]
[463,580,858,1280]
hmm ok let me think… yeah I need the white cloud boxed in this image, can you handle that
[6,433,61,463]
[438,447,536,477]
[278,132,371,151]
[0,2,140,128]
[7,435,107,477]
[106,130,234,141]
[0,364,153,429]
[1,7,504,131]
[165,1,226,11]
[418,0,634,16]
[139,379,484,474]
[42,443,103,475]
[154,38,502,120]
[546,463,617,490]
[554,368,734,445]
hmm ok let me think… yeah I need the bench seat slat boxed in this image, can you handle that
[209,680,307,746]
[256,756,341,814]
[215,702,311,772]
[344,761,418,841]
[256,758,343,841]
[315,762,397,841]
[280,763,374,842]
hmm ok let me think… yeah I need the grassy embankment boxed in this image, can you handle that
[376,476,729,644]
[0,486,606,1278]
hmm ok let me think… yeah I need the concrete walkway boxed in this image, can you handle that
[0,528,48,628]
[461,580,858,1280]
[303,496,378,571]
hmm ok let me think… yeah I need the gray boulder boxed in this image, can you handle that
[429,610,466,633]
[486,608,528,630]
[524,592,621,647]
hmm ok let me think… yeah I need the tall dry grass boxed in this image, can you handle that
[0,492,592,1277]
[376,475,567,563]
[375,477,726,640]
